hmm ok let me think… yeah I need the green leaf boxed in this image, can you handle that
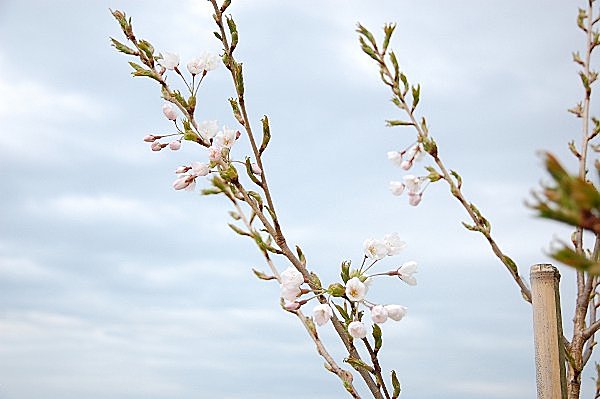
[341,261,351,283]
[334,304,351,323]
[345,357,375,373]
[219,164,239,183]
[386,120,414,127]
[245,157,262,186]
[110,38,138,55]
[372,324,382,351]
[551,243,600,274]
[411,84,420,111]
[358,36,379,62]
[309,272,322,289]
[200,188,221,195]
[252,268,276,281]
[229,98,244,125]
[382,23,396,54]
[228,223,250,237]
[234,62,244,96]
[425,166,442,182]
[450,170,463,189]
[327,283,346,297]
[391,370,401,398]
[260,116,271,155]
[296,245,306,267]
[502,255,518,274]
[226,15,238,50]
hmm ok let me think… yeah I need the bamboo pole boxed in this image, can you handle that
[530,263,567,399]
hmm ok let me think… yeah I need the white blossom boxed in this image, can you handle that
[160,52,180,70]
[162,103,177,121]
[172,176,192,191]
[280,267,304,288]
[402,174,422,193]
[345,277,367,302]
[151,141,164,151]
[187,58,203,75]
[387,151,403,166]
[280,284,301,302]
[389,181,405,196]
[407,143,425,162]
[215,127,237,148]
[397,261,418,286]
[371,305,389,324]
[400,160,412,170]
[363,238,388,260]
[385,305,407,321]
[348,321,367,339]
[408,193,422,206]
[313,304,333,326]
[251,163,262,175]
[169,141,181,151]
[191,162,210,177]
[383,233,406,256]
[199,52,220,71]
[208,144,222,162]
[199,120,219,139]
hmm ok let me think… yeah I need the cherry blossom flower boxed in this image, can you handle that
[383,233,406,256]
[208,144,223,162]
[280,266,304,288]
[172,175,195,191]
[281,285,301,302]
[199,120,219,139]
[175,166,190,174]
[215,127,237,148]
[371,305,389,324]
[363,238,388,260]
[162,103,177,121]
[151,141,165,151]
[187,58,203,75]
[313,304,333,326]
[251,163,262,175]
[387,151,403,166]
[397,261,418,286]
[403,174,422,193]
[348,321,367,339]
[143,134,157,142]
[199,52,220,71]
[408,192,422,206]
[389,181,405,196]
[284,302,301,311]
[345,277,368,302]
[169,141,181,151]
[160,52,180,70]
[190,162,209,177]
[385,305,407,321]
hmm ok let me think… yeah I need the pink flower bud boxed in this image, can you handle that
[175,166,190,174]
[169,141,181,151]
[173,176,192,190]
[151,141,164,151]
[162,104,177,121]
[284,302,301,311]
[389,181,405,196]
[400,160,412,170]
[251,163,262,175]
[408,193,422,206]
[143,135,157,142]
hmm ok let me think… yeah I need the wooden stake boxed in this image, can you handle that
[530,263,567,399]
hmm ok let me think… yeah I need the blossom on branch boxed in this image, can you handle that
[313,304,333,326]
[348,321,367,339]
[397,261,418,286]
[345,277,368,302]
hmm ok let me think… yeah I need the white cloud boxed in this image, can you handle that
[28,194,183,226]
[0,256,54,282]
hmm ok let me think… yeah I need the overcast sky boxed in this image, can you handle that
[0,1,597,398]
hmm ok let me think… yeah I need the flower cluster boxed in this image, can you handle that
[280,232,418,340]
[159,51,219,75]
[388,142,430,206]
